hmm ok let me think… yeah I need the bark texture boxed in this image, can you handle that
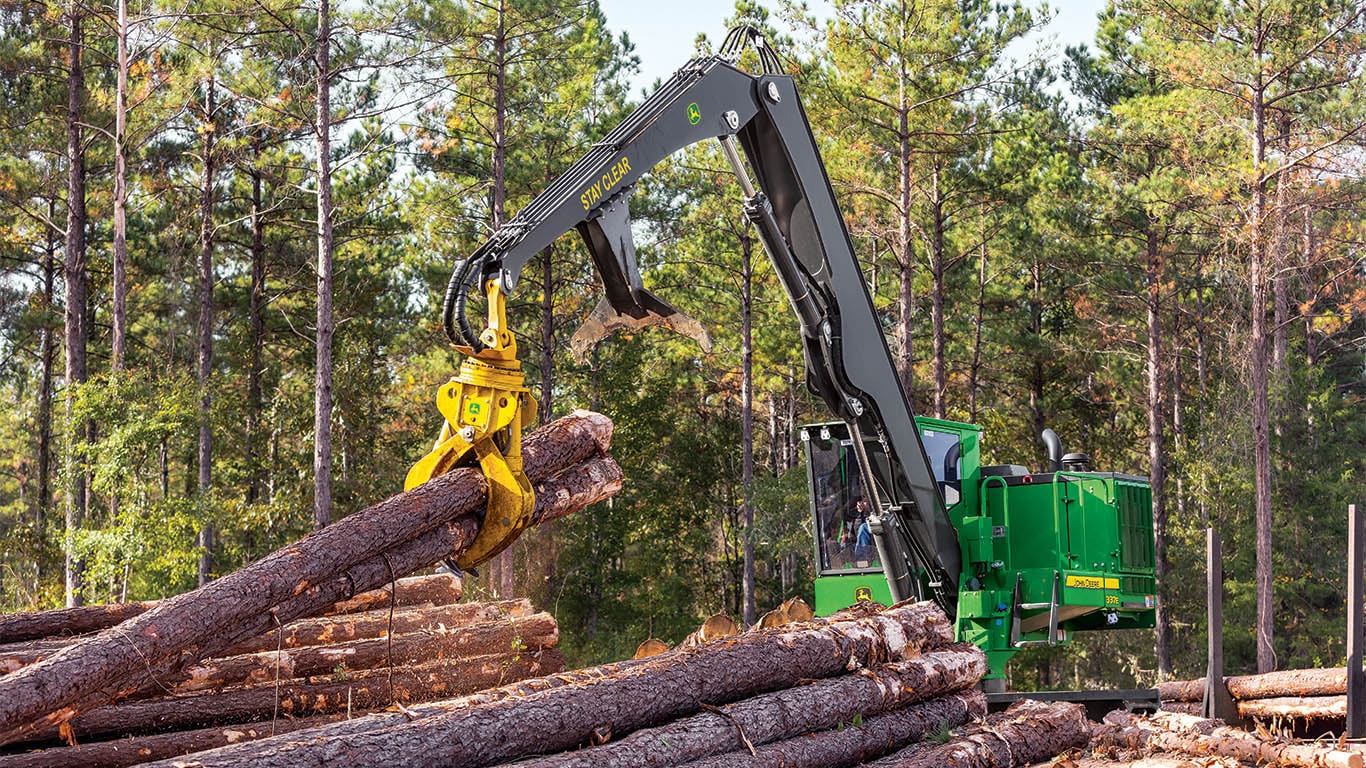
[0,714,346,768]
[1159,667,1348,702]
[0,412,614,744]
[20,651,563,746]
[1096,710,1362,768]
[0,603,156,645]
[220,599,529,657]
[864,699,1092,768]
[135,601,953,768]
[519,644,986,768]
[676,690,986,768]
[170,613,557,693]
[322,573,464,616]
[1238,695,1346,720]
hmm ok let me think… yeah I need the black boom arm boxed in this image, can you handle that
[441,49,961,616]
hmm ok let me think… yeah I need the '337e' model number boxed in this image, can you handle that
[580,156,632,210]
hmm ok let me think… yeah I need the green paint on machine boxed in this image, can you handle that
[803,418,1156,683]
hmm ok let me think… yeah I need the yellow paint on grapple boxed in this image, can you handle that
[406,280,537,570]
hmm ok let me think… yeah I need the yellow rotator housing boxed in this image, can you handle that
[406,280,537,571]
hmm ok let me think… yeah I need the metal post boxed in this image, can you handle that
[1203,527,1238,723]
[1348,504,1364,738]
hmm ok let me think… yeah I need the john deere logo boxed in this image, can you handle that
[687,103,701,125]
[854,586,873,602]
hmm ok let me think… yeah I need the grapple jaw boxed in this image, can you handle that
[407,281,538,571]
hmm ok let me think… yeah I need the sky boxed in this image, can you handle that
[596,0,1110,95]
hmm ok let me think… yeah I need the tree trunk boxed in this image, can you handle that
[518,645,986,768]
[740,226,756,628]
[142,601,955,768]
[313,0,334,531]
[197,75,218,587]
[864,700,1092,768]
[1228,667,1349,699]
[929,163,947,420]
[895,105,914,404]
[0,713,348,768]
[678,691,986,768]
[110,0,129,372]
[0,412,615,743]
[62,0,87,610]
[1239,695,1346,720]
[246,136,267,505]
[968,226,986,423]
[220,599,531,657]
[168,613,558,694]
[1145,224,1170,677]
[36,203,57,534]
[23,651,564,746]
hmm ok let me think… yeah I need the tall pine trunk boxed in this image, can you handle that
[1249,55,1275,674]
[929,164,947,420]
[63,0,87,608]
[489,0,515,599]
[38,203,57,537]
[313,0,335,531]
[1145,224,1170,676]
[740,226,756,628]
[110,0,129,372]
[246,136,266,505]
[895,104,914,406]
[196,76,217,587]
[968,226,986,423]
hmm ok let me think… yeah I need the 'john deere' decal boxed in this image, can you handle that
[854,586,873,602]
[687,102,701,125]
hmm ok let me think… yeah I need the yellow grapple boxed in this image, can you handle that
[406,279,537,571]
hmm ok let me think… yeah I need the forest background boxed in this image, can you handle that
[0,0,1361,689]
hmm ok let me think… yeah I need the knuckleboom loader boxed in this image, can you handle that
[409,28,1156,687]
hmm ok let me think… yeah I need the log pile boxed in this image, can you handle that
[1089,709,1364,768]
[0,411,622,765]
[105,601,1104,768]
[1158,667,1356,724]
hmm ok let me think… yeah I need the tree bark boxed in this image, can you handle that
[863,699,1092,768]
[895,102,915,404]
[1098,710,1362,768]
[0,602,157,645]
[1,641,67,676]
[929,163,947,420]
[1227,667,1348,699]
[676,691,986,768]
[136,601,954,768]
[219,599,529,657]
[1145,223,1170,677]
[37,202,57,534]
[1239,695,1346,720]
[321,573,464,616]
[246,136,267,505]
[20,651,564,746]
[518,645,987,768]
[312,0,334,531]
[739,226,756,628]
[168,613,558,694]
[0,713,347,768]
[110,0,129,372]
[196,75,218,587]
[62,0,87,610]
[0,413,614,743]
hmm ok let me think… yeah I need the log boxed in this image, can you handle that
[862,699,1093,768]
[1025,759,1243,768]
[322,573,463,616]
[0,642,69,676]
[134,600,955,768]
[1239,695,1347,720]
[0,714,347,768]
[1160,667,1349,703]
[522,644,987,768]
[0,411,614,744]
[0,603,157,645]
[632,639,669,660]
[219,599,533,657]
[169,612,559,693]
[674,690,987,768]
[20,650,564,746]
[1157,700,1202,715]
[1227,668,1347,700]
[679,613,738,647]
[1155,678,1207,703]
[1096,710,1363,768]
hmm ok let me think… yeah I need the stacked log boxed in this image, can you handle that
[1158,667,1355,723]
[122,601,1049,768]
[1092,709,1363,768]
[0,412,621,764]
